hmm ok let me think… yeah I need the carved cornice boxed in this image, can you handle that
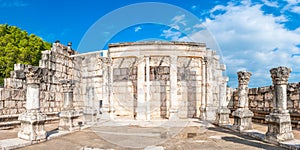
[270,66,291,85]
[237,71,252,85]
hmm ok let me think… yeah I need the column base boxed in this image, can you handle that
[265,113,294,142]
[232,108,254,131]
[169,109,179,120]
[100,107,114,120]
[59,110,81,131]
[136,113,147,121]
[206,105,218,121]
[200,107,206,120]
[215,107,230,126]
[18,112,47,141]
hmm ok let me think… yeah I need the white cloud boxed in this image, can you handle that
[171,14,186,27]
[160,29,182,41]
[191,5,197,10]
[262,0,279,8]
[202,2,300,87]
[159,1,300,87]
[282,0,300,13]
[134,26,142,32]
[291,6,300,13]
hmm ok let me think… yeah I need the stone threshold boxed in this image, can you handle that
[220,125,300,150]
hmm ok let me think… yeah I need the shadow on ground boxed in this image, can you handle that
[207,127,286,150]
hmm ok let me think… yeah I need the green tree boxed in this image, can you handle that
[0,24,51,86]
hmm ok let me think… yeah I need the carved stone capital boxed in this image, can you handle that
[25,66,41,84]
[100,57,111,64]
[270,66,291,85]
[237,71,252,85]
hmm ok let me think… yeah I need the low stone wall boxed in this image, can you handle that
[228,82,300,128]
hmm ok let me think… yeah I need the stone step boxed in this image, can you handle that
[0,120,20,129]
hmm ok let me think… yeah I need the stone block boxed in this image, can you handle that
[233,108,254,131]
[50,92,55,101]
[14,64,25,71]
[266,113,294,142]
[248,88,258,94]
[255,94,264,101]
[0,100,3,109]
[264,93,273,101]
[18,112,47,141]
[11,89,25,100]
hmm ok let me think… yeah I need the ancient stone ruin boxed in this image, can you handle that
[0,41,227,134]
[1,41,299,149]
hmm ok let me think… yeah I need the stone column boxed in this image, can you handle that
[169,55,178,120]
[266,66,294,142]
[18,67,47,141]
[232,71,254,131]
[108,58,115,119]
[215,76,230,126]
[200,57,207,120]
[136,56,146,120]
[146,56,151,120]
[59,79,80,131]
[101,57,111,119]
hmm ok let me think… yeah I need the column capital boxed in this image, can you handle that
[237,71,252,85]
[100,57,111,64]
[201,57,208,65]
[270,66,291,85]
[25,66,41,84]
[60,79,75,93]
[137,55,145,64]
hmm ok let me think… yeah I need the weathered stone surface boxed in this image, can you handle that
[233,71,254,131]
[266,113,294,142]
[266,66,294,142]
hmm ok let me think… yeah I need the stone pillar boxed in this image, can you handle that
[18,67,47,141]
[136,56,146,120]
[59,79,80,131]
[232,71,254,131]
[200,57,207,120]
[215,76,230,126]
[146,56,151,120]
[101,57,111,119]
[108,58,115,119]
[169,55,178,120]
[266,66,294,142]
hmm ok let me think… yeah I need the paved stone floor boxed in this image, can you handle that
[0,119,299,150]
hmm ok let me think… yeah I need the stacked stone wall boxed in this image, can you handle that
[0,44,77,116]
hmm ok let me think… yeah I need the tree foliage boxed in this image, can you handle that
[0,24,51,85]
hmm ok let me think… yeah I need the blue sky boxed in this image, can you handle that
[1,0,300,88]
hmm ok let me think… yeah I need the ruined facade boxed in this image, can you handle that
[0,41,227,128]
